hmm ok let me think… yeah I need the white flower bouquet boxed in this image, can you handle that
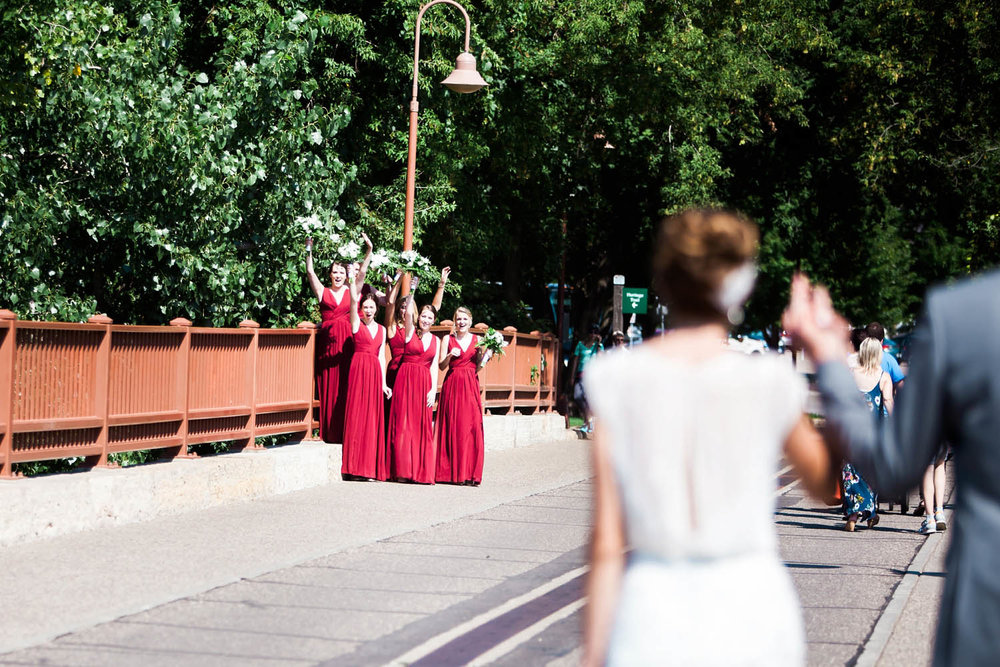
[476,327,509,361]
[396,250,446,293]
[368,248,394,270]
[398,249,433,273]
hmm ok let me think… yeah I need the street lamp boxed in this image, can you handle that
[401,0,487,295]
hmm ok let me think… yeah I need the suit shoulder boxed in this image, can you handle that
[927,269,1000,311]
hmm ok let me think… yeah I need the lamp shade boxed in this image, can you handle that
[441,52,487,93]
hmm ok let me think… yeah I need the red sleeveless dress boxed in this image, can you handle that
[384,327,407,439]
[435,334,485,484]
[316,287,352,443]
[342,323,388,480]
[386,327,407,389]
[388,333,438,484]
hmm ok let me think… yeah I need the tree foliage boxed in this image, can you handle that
[2,0,998,337]
[1,1,365,325]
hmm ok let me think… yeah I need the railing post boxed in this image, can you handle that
[504,326,517,415]
[169,317,197,459]
[298,321,319,440]
[546,336,555,413]
[530,331,542,414]
[240,319,262,451]
[474,323,487,416]
[87,314,113,468]
[0,310,17,478]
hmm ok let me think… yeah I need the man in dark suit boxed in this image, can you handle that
[784,270,1000,667]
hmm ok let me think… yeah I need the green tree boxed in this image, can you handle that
[1,1,368,326]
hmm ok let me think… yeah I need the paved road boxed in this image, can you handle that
[0,439,950,666]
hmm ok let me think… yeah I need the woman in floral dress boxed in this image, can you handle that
[843,337,894,531]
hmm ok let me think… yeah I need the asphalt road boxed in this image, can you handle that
[0,441,948,666]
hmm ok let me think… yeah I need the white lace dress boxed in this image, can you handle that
[584,346,807,666]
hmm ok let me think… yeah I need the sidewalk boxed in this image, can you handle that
[0,413,573,547]
[0,437,591,657]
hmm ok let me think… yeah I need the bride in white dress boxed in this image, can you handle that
[582,209,838,666]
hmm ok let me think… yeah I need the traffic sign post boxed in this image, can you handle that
[612,275,625,333]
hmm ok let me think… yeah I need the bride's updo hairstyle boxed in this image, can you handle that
[653,208,759,323]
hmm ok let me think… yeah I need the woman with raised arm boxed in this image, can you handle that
[354,231,393,309]
[388,297,441,484]
[383,272,407,394]
[434,306,489,485]
[306,237,352,444]
[341,263,392,481]
[582,209,838,666]
[384,267,450,405]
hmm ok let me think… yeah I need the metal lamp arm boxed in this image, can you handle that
[411,0,472,104]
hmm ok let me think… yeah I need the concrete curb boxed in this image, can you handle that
[0,413,573,547]
[854,523,946,667]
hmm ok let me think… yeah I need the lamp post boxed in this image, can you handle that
[401,0,487,296]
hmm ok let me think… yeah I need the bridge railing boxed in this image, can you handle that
[431,323,557,416]
[0,311,557,477]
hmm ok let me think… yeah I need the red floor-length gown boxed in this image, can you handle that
[384,327,406,433]
[316,287,352,443]
[386,327,406,389]
[388,333,438,484]
[342,322,388,480]
[435,334,485,484]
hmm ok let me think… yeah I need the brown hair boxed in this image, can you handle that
[395,298,410,329]
[652,208,759,320]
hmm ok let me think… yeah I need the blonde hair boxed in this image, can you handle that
[653,208,759,321]
[858,337,883,372]
[451,306,473,336]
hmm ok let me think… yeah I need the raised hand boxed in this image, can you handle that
[782,273,851,364]
[361,231,373,251]
[305,236,313,253]
[440,266,451,284]
[411,275,421,291]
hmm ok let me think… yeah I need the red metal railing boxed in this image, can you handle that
[0,310,557,477]
[431,323,558,415]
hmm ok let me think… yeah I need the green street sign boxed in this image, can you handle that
[622,287,648,314]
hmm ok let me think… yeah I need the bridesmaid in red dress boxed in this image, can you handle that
[341,266,392,480]
[384,267,451,390]
[383,276,407,397]
[306,238,352,443]
[435,306,491,485]
[388,300,441,483]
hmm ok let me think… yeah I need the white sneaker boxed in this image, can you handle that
[935,510,947,532]
[919,516,936,535]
